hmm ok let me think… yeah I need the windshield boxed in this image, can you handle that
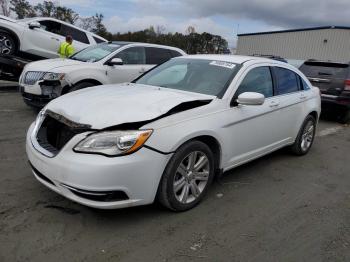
[136,58,238,96]
[70,43,122,62]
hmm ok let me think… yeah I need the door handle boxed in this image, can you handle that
[51,37,59,41]
[139,68,146,74]
[299,94,307,99]
[269,100,280,107]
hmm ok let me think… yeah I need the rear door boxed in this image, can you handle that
[299,61,349,95]
[271,66,305,140]
[145,47,173,72]
[60,24,90,53]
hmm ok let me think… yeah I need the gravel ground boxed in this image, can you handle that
[0,92,349,262]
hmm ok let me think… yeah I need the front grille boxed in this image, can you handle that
[36,114,90,156]
[23,71,45,85]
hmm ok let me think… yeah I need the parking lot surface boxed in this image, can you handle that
[0,91,349,262]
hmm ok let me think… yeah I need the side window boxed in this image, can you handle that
[235,67,273,98]
[115,47,146,65]
[300,77,311,90]
[170,50,182,58]
[93,36,106,44]
[38,20,62,35]
[274,67,299,95]
[146,47,172,65]
[61,25,89,44]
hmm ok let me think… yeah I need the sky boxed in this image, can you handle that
[27,0,350,47]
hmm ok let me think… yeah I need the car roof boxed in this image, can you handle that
[111,41,186,53]
[177,54,279,64]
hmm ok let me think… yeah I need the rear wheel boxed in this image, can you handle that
[157,141,215,211]
[290,115,316,155]
[0,32,16,55]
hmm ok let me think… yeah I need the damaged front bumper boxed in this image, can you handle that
[26,123,173,209]
[21,80,69,108]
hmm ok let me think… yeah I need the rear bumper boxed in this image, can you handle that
[321,94,350,110]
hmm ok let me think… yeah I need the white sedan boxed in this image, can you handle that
[26,55,321,211]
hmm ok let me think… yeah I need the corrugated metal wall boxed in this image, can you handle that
[236,29,350,62]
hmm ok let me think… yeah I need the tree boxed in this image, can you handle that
[34,1,55,17]
[55,6,78,24]
[0,0,10,16]
[10,0,35,19]
[90,13,108,38]
[34,1,78,24]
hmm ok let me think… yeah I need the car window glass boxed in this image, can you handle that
[38,20,62,35]
[61,24,89,44]
[115,47,146,65]
[300,77,311,90]
[170,50,182,58]
[275,67,299,95]
[235,67,273,98]
[70,43,122,62]
[93,36,106,43]
[136,58,238,96]
[144,64,187,86]
[146,47,172,64]
[299,62,349,79]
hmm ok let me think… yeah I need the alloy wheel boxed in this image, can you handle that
[0,34,14,55]
[173,151,210,204]
[301,120,314,152]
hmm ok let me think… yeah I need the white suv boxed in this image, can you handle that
[26,55,321,211]
[0,15,106,58]
[20,42,186,107]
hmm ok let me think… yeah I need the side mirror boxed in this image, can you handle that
[29,21,41,29]
[237,92,265,106]
[108,58,123,66]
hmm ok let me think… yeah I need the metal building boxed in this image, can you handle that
[236,26,350,62]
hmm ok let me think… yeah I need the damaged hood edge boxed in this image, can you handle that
[45,84,215,129]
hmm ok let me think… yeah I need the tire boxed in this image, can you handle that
[0,32,16,55]
[290,115,316,156]
[339,109,350,124]
[157,140,215,212]
[68,82,96,93]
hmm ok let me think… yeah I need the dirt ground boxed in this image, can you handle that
[0,91,349,262]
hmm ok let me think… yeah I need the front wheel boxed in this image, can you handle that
[157,141,215,211]
[290,115,316,155]
[68,82,96,93]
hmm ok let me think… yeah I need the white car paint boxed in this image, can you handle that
[19,42,186,106]
[26,55,321,209]
[0,16,106,57]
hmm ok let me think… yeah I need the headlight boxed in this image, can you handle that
[74,130,153,156]
[42,72,65,81]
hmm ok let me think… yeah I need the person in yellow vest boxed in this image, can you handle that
[58,35,75,58]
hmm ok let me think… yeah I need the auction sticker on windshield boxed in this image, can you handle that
[209,61,236,69]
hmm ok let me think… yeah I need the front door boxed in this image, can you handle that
[106,46,153,83]
[222,66,286,169]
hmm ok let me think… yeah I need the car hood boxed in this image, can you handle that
[25,58,85,72]
[45,83,214,129]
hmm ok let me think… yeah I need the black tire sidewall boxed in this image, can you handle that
[160,141,215,211]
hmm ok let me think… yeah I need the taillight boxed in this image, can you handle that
[344,80,350,91]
